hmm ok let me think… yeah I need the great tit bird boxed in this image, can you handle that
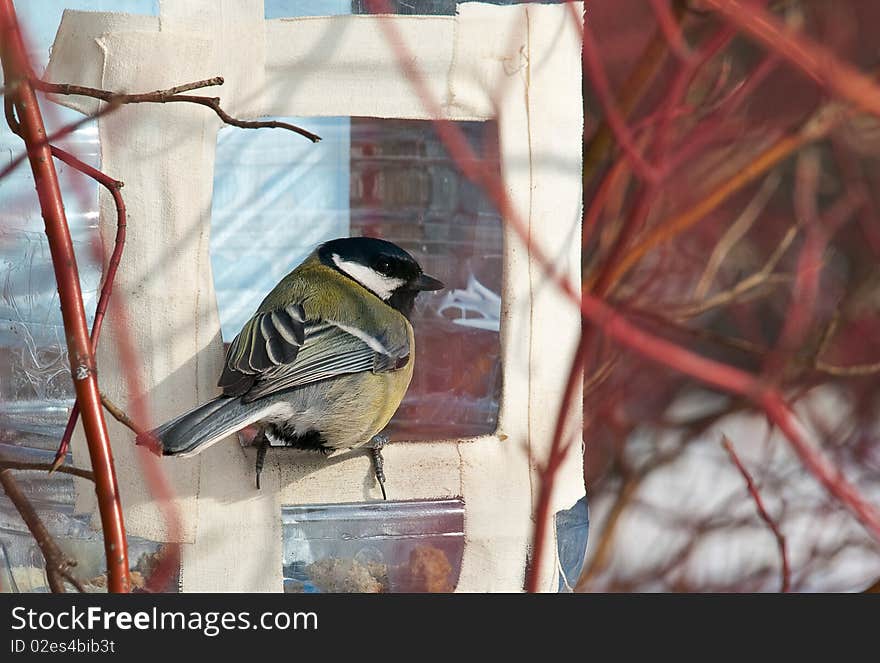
[141,237,444,491]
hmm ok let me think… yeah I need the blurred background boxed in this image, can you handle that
[579,0,880,591]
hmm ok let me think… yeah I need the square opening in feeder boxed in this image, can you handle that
[211,117,503,442]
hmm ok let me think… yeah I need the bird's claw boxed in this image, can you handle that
[255,430,270,490]
[370,434,388,500]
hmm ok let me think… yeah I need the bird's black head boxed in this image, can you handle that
[318,237,444,317]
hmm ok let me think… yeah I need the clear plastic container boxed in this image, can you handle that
[282,498,465,593]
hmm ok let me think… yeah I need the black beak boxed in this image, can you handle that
[412,273,444,291]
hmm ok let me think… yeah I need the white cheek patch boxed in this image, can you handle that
[332,253,405,300]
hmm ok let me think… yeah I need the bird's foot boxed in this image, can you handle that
[370,434,389,501]
[254,430,270,490]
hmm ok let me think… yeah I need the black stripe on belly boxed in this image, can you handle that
[267,424,332,454]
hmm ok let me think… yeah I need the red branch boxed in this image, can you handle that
[647,0,692,61]
[704,0,880,117]
[581,17,662,183]
[721,436,790,593]
[47,146,127,472]
[0,0,130,593]
[526,336,587,593]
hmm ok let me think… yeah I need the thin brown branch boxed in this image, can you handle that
[581,16,662,183]
[761,306,880,376]
[672,226,798,318]
[34,75,322,143]
[814,360,880,377]
[628,305,768,358]
[0,469,87,592]
[370,0,880,547]
[585,356,618,396]
[674,273,792,319]
[34,75,224,100]
[693,171,782,299]
[648,0,692,61]
[101,391,147,438]
[721,435,790,593]
[525,336,587,592]
[813,311,840,365]
[0,460,94,481]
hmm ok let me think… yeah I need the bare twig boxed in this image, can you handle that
[648,0,692,60]
[34,76,322,143]
[54,143,183,590]
[576,472,643,588]
[813,312,840,365]
[721,435,790,593]
[101,391,147,438]
[2,74,321,185]
[526,336,587,592]
[673,226,797,318]
[0,469,87,593]
[576,448,683,590]
[814,360,880,377]
[693,171,782,299]
[33,75,224,100]
[812,301,880,376]
[0,460,94,481]
[768,176,866,380]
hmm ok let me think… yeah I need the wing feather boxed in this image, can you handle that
[241,319,408,402]
[218,303,309,395]
[218,298,409,402]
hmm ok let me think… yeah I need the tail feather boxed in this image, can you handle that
[142,396,276,458]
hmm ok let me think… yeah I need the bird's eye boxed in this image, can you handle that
[375,258,392,274]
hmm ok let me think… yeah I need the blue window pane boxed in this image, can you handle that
[265,0,350,19]
[211,117,351,340]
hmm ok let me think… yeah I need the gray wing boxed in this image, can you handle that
[218,305,410,402]
[219,303,307,396]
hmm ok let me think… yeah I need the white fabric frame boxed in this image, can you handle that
[46,0,584,592]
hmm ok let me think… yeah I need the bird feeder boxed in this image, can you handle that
[45,0,585,592]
